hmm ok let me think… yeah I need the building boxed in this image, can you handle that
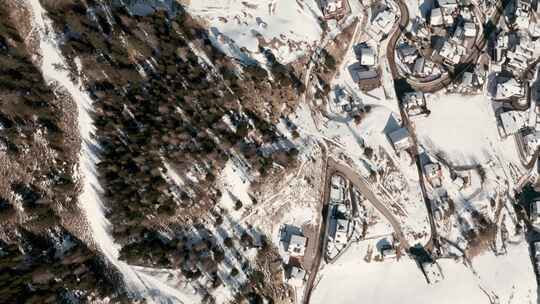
[348,62,380,90]
[322,0,350,20]
[534,242,540,258]
[531,199,540,226]
[464,22,476,37]
[436,40,463,65]
[287,266,306,286]
[499,110,528,136]
[333,218,349,244]
[438,0,459,9]
[451,26,464,44]
[523,130,540,153]
[369,9,396,38]
[348,62,378,82]
[462,72,474,88]
[413,57,426,75]
[381,246,397,258]
[288,234,307,257]
[506,35,540,74]
[515,0,531,28]
[330,175,345,202]
[403,91,427,116]
[411,17,430,39]
[494,78,525,100]
[359,47,376,66]
[388,127,413,151]
[397,44,418,64]
[424,163,442,187]
[430,8,444,26]
[529,23,540,38]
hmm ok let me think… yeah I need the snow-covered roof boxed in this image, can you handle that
[330,184,345,202]
[437,41,461,64]
[463,22,476,37]
[288,234,307,256]
[438,0,459,8]
[531,200,540,219]
[388,127,412,151]
[290,266,306,279]
[360,47,376,66]
[424,163,441,178]
[462,72,474,87]
[499,111,528,136]
[372,9,395,34]
[495,78,525,100]
[430,8,444,26]
[529,23,540,38]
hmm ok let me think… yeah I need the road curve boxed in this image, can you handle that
[328,158,411,248]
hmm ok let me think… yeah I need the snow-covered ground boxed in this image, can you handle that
[312,238,536,304]
[414,93,522,167]
[28,1,200,303]
[185,0,323,64]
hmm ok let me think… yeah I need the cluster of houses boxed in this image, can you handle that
[349,44,381,91]
[401,0,480,68]
[493,33,540,76]
[325,175,354,261]
[489,0,540,161]
[279,225,309,287]
[397,42,443,79]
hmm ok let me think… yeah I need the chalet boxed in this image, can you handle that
[430,8,444,26]
[287,266,306,286]
[438,0,459,9]
[403,91,427,116]
[436,40,463,65]
[499,110,528,136]
[330,175,345,203]
[529,23,540,38]
[333,218,349,244]
[534,242,540,258]
[388,127,413,152]
[287,234,307,257]
[397,44,418,64]
[494,78,525,100]
[531,199,540,227]
[322,0,350,20]
[424,163,442,187]
[381,246,397,258]
[464,22,476,37]
[462,72,474,88]
[359,47,377,66]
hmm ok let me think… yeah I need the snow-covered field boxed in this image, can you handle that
[185,0,323,63]
[414,93,521,167]
[312,239,536,304]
